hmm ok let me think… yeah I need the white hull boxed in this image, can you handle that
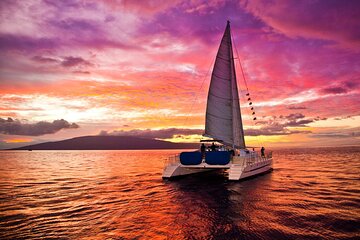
[162,153,273,180]
[162,163,213,178]
[228,158,272,180]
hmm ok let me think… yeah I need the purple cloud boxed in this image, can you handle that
[43,0,84,9]
[61,56,93,67]
[0,117,79,136]
[247,113,316,136]
[321,86,348,94]
[286,119,314,127]
[32,55,59,63]
[288,106,307,110]
[0,34,57,52]
[284,113,305,120]
[343,80,359,89]
[51,18,101,33]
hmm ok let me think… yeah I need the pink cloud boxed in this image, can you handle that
[99,0,181,15]
[240,0,360,48]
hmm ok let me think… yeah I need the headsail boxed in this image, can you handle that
[204,21,246,149]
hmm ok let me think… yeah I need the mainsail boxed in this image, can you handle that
[204,21,246,149]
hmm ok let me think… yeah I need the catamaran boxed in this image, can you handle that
[162,21,273,180]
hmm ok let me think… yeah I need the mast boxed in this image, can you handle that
[229,21,246,149]
[204,21,246,149]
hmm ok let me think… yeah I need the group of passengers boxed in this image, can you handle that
[200,142,224,153]
[200,143,266,157]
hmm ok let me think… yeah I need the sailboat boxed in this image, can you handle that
[162,21,273,180]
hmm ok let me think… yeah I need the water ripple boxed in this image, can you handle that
[0,148,359,239]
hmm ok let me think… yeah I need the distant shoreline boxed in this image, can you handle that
[7,135,199,151]
[3,134,359,151]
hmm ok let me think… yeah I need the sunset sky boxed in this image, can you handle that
[1,0,359,149]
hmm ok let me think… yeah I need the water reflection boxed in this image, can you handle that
[0,148,359,239]
[164,171,274,239]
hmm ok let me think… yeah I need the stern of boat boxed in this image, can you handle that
[228,152,273,180]
[162,154,211,179]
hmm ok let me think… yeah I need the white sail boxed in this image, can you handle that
[205,21,246,148]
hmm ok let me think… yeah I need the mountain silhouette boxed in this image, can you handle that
[11,136,198,150]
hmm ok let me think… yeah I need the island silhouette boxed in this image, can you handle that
[10,136,198,150]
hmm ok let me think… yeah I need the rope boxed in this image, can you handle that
[231,32,264,148]
[183,57,215,138]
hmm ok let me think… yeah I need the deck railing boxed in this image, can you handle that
[164,154,180,167]
[164,150,272,167]
[232,151,273,166]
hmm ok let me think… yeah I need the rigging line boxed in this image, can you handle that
[183,57,215,134]
[232,34,249,92]
[231,31,264,147]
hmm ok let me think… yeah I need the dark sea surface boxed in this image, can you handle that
[0,147,359,239]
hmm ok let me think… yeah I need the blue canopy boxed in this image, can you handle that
[205,151,231,165]
[180,151,202,165]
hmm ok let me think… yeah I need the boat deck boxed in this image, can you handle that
[165,152,272,169]
[180,162,232,169]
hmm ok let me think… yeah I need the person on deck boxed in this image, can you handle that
[261,147,265,157]
[200,143,206,157]
[211,142,216,151]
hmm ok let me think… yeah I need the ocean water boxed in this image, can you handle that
[0,147,359,239]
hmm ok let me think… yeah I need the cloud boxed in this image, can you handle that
[288,106,307,110]
[61,56,93,67]
[0,34,57,52]
[246,113,315,136]
[51,18,100,33]
[321,86,348,94]
[100,0,181,15]
[0,33,132,54]
[241,0,360,48]
[280,113,317,127]
[0,117,79,136]
[72,70,91,74]
[32,55,59,63]
[314,116,327,121]
[100,122,314,139]
[31,55,93,68]
[100,128,203,139]
[319,80,359,95]
[343,80,360,89]
[282,113,305,120]
[0,0,359,148]
[311,130,360,139]
[182,0,226,14]
[334,115,353,120]
[43,0,84,9]
[245,127,309,136]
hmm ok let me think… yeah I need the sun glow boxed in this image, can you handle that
[163,134,203,143]
[4,138,33,143]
